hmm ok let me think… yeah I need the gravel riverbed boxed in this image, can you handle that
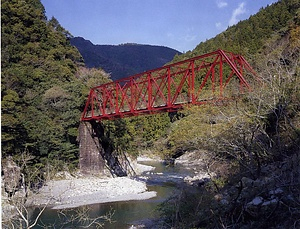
[26,161,157,210]
[27,176,157,209]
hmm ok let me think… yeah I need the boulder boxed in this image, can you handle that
[2,157,21,196]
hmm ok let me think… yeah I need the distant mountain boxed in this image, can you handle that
[70,37,181,80]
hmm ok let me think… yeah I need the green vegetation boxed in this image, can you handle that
[1,0,111,175]
[71,37,182,80]
[1,0,299,227]
[102,112,170,157]
[172,0,299,60]
[153,0,300,228]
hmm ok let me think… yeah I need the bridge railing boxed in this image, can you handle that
[81,49,259,121]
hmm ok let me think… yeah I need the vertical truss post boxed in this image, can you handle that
[219,55,223,98]
[211,61,215,96]
[130,78,134,113]
[189,60,195,104]
[91,90,95,117]
[167,67,171,107]
[147,72,152,111]
[115,83,119,115]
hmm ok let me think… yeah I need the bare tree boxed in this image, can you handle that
[2,151,114,228]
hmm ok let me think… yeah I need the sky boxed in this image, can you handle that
[41,0,279,52]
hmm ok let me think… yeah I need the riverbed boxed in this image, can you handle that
[31,159,201,228]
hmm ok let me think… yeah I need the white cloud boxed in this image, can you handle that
[184,34,197,42]
[229,2,246,26]
[177,27,196,43]
[216,0,228,8]
[165,30,196,52]
[167,28,197,52]
[215,22,227,31]
[215,22,222,29]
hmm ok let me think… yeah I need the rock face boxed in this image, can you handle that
[78,122,105,175]
[2,157,21,196]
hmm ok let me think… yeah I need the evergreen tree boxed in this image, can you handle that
[1,0,110,172]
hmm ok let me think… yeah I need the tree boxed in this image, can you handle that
[1,0,84,171]
[2,153,114,228]
[157,13,300,228]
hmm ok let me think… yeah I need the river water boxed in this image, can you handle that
[32,161,194,228]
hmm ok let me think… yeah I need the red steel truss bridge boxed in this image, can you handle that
[81,49,258,121]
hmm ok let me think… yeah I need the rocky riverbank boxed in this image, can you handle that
[27,153,210,209]
[25,160,156,210]
[1,159,157,226]
[2,154,212,227]
[27,176,157,210]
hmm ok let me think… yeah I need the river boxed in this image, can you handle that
[32,160,195,228]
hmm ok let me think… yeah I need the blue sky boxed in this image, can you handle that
[41,0,278,52]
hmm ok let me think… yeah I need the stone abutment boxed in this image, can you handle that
[78,121,127,177]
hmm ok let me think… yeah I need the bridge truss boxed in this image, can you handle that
[81,49,258,121]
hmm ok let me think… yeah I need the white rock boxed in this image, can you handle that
[262,198,278,206]
[269,188,283,195]
[248,196,264,206]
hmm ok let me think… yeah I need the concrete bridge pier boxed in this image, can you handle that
[78,121,127,177]
[78,121,105,175]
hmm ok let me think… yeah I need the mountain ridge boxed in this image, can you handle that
[70,37,181,80]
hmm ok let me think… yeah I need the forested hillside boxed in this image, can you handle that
[70,37,181,80]
[172,0,299,61]
[166,0,300,154]
[1,0,111,173]
[1,0,299,227]
[150,0,299,228]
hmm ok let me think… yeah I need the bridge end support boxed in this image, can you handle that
[78,121,128,177]
[78,121,106,176]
